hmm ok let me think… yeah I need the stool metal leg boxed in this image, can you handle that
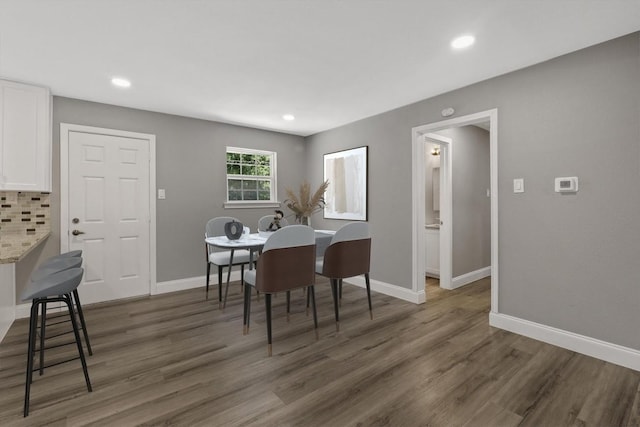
[24,300,39,417]
[72,290,92,356]
[38,301,46,375]
[64,294,92,393]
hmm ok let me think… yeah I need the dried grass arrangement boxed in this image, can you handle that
[284,180,329,225]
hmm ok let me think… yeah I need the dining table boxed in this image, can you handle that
[205,229,336,309]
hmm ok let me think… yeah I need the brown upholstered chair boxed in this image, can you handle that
[243,225,317,356]
[316,222,371,331]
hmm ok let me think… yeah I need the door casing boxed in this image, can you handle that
[411,109,498,313]
[60,123,157,297]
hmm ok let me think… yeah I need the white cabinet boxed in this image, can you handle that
[0,79,51,191]
[425,227,440,277]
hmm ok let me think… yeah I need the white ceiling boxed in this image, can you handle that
[1,1,639,136]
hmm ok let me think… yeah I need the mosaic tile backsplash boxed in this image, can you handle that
[0,191,51,235]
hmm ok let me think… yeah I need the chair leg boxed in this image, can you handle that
[64,294,92,393]
[24,300,39,417]
[339,279,343,306]
[365,273,373,320]
[38,301,46,376]
[73,290,92,356]
[286,291,291,322]
[306,288,310,316]
[243,282,250,335]
[265,294,272,356]
[205,262,211,299]
[217,266,223,303]
[240,265,244,292]
[330,279,340,332]
[310,285,319,339]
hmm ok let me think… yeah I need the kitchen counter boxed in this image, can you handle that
[0,231,51,264]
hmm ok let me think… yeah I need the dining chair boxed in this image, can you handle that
[258,214,289,232]
[243,225,318,356]
[205,217,251,302]
[315,222,372,332]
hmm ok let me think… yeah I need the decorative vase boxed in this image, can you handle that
[224,220,244,240]
[299,216,311,226]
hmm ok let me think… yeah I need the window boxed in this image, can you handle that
[226,147,277,205]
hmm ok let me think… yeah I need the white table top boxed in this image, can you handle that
[205,233,267,249]
[205,230,336,249]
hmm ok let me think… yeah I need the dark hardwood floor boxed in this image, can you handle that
[1,276,639,426]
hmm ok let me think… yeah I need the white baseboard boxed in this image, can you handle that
[490,312,640,372]
[15,303,31,319]
[447,266,491,290]
[425,268,440,278]
[344,276,425,304]
[154,271,243,295]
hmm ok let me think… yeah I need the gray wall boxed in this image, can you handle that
[15,97,306,302]
[437,126,491,277]
[306,33,640,350]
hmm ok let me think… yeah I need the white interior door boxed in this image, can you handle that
[65,127,151,305]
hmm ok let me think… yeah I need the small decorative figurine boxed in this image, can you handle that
[267,210,284,231]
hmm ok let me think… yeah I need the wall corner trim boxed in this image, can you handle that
[490,312,640,372]
[344,276,425,304]
[448,266,491,290]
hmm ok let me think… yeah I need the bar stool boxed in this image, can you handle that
[31,250,91,359]
[30,257,93,377]
[21,268,92,417]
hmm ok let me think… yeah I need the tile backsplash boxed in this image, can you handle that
[0,191,51,235]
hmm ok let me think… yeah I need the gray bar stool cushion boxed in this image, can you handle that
[39,250,83,269]
[30,257,83,283]
[21,268,84,301]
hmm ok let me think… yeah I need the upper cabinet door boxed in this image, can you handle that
[0,79,51,192]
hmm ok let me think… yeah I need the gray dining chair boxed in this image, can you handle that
[315,222,372,331]
[243,225,317,356]
[205,217,251,302]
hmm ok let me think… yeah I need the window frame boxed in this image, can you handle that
[224,146,279,208]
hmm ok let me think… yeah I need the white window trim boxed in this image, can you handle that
[224,146,279,208]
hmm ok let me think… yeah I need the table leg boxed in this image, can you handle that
[222,249,234,310]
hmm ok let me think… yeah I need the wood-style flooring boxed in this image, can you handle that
[1,276,639,426]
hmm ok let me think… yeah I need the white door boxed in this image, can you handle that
[65,127,152,305]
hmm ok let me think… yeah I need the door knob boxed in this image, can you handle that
[72,230,85,236]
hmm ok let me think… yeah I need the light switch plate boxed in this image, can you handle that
[158,189,166,199]
[513,178,524,193]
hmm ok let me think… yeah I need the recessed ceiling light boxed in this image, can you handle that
[111,77,131,88]
[282,114,295,121]
[451,35,475,50]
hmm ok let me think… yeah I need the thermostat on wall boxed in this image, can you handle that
[555,176,579,193]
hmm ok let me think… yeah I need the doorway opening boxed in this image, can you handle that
[411,109,498,314]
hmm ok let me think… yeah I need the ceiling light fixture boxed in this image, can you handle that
[111,77,131,88]
[451,35,475,50]
[282,114,295,121]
